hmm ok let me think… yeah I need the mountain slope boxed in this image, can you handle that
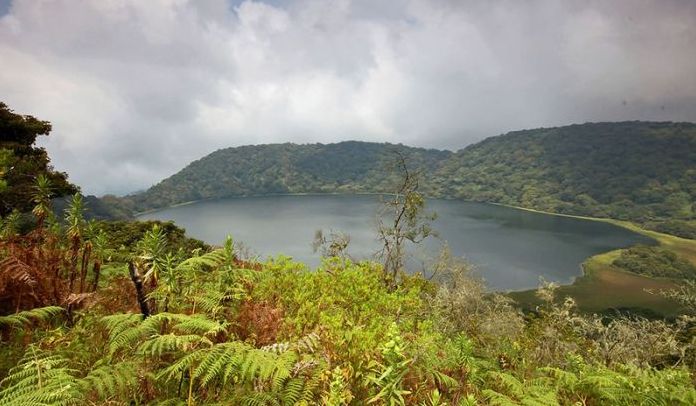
[438,121,696,222]
[128,141,451,210]
[126,122,696,238]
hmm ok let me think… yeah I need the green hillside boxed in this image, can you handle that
[128,122,696,238]
[438,122,696,238]
[128,141,451,211]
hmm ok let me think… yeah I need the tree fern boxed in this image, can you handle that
[156,338,320,404]
[193,286,246,317]
[175,248,228,273]
[170,314,229,337]
[0,256,36,289]
[262,332,320,355]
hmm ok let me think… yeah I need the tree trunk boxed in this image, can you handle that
[90,261,101,292]
[78,243,91,293]
[128,261,150,319]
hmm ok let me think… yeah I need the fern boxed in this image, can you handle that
[542,358,696,405]
[77,361,139,402]
[175,248,228,272]
[102,312,227,356]
[170,314,229,337]
[262,332,320,355]
[151,399,187,406]
[0,256,36,288]
[193,287,246,317]
[0,306,64,330]
[483,372,557,406]
[138,333,213,357]
[102,313,154,355]
[155,337,321,405]
[0,346,80,406]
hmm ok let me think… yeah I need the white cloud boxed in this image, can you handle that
[1,0,695,195]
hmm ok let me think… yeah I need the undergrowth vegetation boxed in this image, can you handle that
[613,245,696,280]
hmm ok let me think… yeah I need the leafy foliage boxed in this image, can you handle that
[127,141,449,213]
[0,102,77,216]
[0,306,64,331]
[438,122,696,236]
[613,245,696,279]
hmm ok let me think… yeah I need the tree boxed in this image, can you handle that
[376,151,436,288]
[0,102,77,216]
[312,229,351,259]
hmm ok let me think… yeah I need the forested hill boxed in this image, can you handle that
[436,121,696,237]
[128,141,452,210]
[127,122,696,238]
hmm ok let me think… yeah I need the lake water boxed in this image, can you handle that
[137,194,654,291]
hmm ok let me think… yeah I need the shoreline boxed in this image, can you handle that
[134,193,696,314]
[133,191,392,216]
[134,193,696,295]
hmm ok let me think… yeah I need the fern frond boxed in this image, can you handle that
[78,361,139,401]
[191,341,250,387]
[194,287,246,317]
[0,306,64,330]
[0,346,81,406]
[482,389,519,406]
[261,332,320,355]
[170,315,228,337]
[150,398,187,406]
[0,256,36,287]
[175,249,227,272]
[138,333,213,357]
[487,372,525,399]
[102,313,155,355]
[430,370,459,390]
[157,350,203,384]
[241,392,280,406]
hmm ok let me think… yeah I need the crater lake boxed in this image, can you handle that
[137,194,654,290]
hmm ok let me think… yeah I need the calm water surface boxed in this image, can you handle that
[138,195,653,290]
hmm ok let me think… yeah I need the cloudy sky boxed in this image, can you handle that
[1,0,695,195]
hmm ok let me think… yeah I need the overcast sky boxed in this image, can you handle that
[1,0,695,195]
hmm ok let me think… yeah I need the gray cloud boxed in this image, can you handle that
[1,0,695,195]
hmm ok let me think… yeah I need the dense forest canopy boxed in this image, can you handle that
[439,122,696,238]
[128,142,450,211]
[127,122,696,238]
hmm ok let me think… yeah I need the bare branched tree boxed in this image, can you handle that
[312,229,351,259]
[376,150,436,289]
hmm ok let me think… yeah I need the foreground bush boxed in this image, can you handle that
[1,233,695,404]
